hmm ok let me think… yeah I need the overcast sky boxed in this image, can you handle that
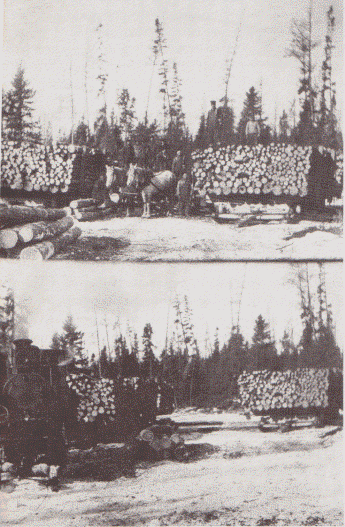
[2,0,343,137]
[0,261,342,358]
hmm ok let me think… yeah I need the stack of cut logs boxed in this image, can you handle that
[1,141,76,193]
[0,203,81,259]
[69,199,114,222]
[192,144,312,198]
[1,141,104,197]
[237,369,330,413]
[66,374,117,423]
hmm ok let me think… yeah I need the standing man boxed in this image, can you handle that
[245,115,261,145]
[155,148,168,172]
[176,173,191,217]
[172,150,184,180]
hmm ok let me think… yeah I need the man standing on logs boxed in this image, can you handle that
[245,115,261,145]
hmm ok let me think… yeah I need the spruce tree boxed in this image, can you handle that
[237,87,262,142]
[3,66,37,144]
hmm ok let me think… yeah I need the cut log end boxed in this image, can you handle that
[0,229,18,249]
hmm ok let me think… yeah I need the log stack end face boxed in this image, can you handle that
[192,143,341,202]
[237,368,335,415]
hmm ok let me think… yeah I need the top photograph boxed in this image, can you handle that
[0,0,343,262]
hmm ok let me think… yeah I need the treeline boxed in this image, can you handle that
[50,267,342,410]
[1,5,342,172]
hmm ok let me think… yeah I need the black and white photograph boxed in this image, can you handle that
[0,0,343,261]
[0,0,343,526]
[0,261,343,526]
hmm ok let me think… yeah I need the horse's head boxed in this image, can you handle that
[126,164,152,190]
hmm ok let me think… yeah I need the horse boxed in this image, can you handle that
[122,164,177,217]
[141,169,177,218]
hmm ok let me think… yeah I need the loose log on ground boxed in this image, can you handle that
[17,216,75,244]
[19,226,82,260]
[70,198,97,210]
[74,207,113,221]
[0,205,66,229]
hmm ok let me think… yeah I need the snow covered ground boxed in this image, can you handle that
[1,416,342,526]
[56,215,343,261]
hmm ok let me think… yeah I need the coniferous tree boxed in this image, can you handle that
[249,315,278,371]
[237,87,262,142]
[2,66,38,144]
[141,323,158,379]
[118,89,136,140]
[195,114,208,150]
[317,6,338,148]
[287,16,318,143]
[51,315,87,368]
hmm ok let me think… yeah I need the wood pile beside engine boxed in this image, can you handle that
[0,203,81,259]
[237,368,343,418]
[191,144,342,205]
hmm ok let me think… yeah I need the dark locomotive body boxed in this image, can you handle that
[0,339,69,477]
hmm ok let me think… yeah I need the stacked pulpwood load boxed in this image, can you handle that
[66,373,160,429]
[66,374,117,423]
[69,199,114,222]
[237,368,343,416]
[0,204,81,259]
[1,141,105,199]
[192,144,341,201]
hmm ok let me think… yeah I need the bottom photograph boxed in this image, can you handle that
[0,261,343,527]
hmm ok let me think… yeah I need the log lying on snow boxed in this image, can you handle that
[19,226,82,260]
[0,216,75,249]
[0,205,66,229]
[70,198,97,210]
[17,216,74,243]
[74,207,113,221]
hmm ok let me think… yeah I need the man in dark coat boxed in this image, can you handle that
[172,150,184,180]
[176,173,191,217]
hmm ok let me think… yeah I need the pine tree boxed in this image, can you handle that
[287,15,318,143]
[118,89,136,140]
[249,315,278,371]
[2,66,38,144]
[153,18,171,132]
[52,315,87,368]
[195,114,207,150]
[317,6,338,148]
[141,323,158,379]
[237,87,262,142]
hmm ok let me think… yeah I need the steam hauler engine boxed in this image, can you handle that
[0,339,70,483]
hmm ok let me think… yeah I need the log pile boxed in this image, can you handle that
[1,141,105,198]
[136,422,184,459]
[0,203,81,258]
[69,199,114,222]
[66,374,117,423]
[237,369,331,414]
[191,144,341,200]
